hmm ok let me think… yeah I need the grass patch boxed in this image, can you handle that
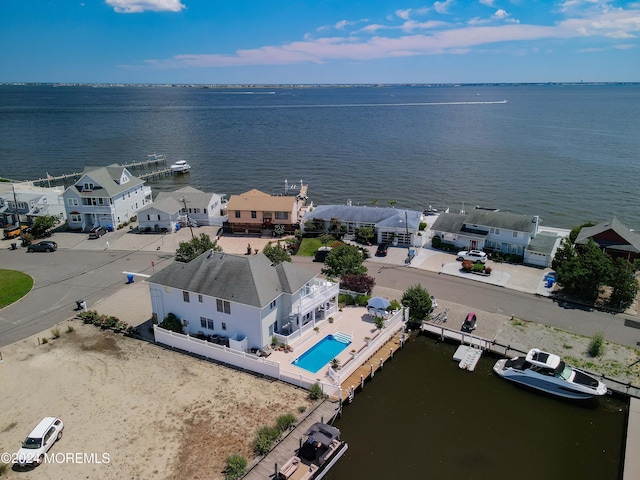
[66,324,75,333]
[0,269,33,308]
[588,332,605,357]
[51,327,60,339]
[562,343,573,349]
[296,237,324,256]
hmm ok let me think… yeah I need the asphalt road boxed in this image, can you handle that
[1,247,639,350]
[296,257,640,349]
[0,248,174,347]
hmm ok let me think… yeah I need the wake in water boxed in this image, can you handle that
[220,99,509,109]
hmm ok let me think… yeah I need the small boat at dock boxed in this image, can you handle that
[170,159,191,173]
[493,348,607,400]
[278,422,348,480]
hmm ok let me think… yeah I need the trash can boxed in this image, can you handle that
[76,299,85,310]
[126,274,134,284]
[10,242,17,250]
[175,223,181,231]
[107,225,114,232]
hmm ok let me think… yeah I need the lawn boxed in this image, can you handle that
[0,269,33,308]
[296,237,324,256]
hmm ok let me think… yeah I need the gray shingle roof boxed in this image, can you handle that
[147,252,316,308]
[67,164,144,198]
[526,232,559,255]
[575,217,640,253]
[138,196,182,215]
[304,205,422,229]
[432,210,536,235]
[155,187,218,211]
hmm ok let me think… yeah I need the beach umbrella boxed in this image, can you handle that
[367,297,390,311]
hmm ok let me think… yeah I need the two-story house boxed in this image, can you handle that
[431,209,559,266]
[0,183,66,226]
[147,251,339,351]
[226,187,309,235]
[62,164,152,231]
[575,218,640,263]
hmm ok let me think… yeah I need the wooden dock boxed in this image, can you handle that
[338,331,405,403]
[242,400,339,480]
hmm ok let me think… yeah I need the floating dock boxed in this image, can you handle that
[453,345,482,371]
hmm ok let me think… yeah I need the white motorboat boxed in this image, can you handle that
[170,160,191,173]
[278,422,348,480]
[493,348,607,400]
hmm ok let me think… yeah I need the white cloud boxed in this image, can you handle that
[106,0,185,13]
[479,0,495,6]
[434,0,455,15]
[140,4,640,69]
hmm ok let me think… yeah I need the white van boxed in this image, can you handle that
[15,417,64,466]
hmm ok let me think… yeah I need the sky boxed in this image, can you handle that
[1,0,639,84]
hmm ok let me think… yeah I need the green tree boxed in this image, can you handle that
[262,241,291,265]
[609,257,639,309]
[569,221,596,243]
[319,233,335,246]
[401,284,433,323]
[30,214,60,238]
[175,232,220,262]
[554,238,612,302]
[321,244,367,278]
[354,226,375,245]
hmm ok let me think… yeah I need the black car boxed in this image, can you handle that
[88,227,107,239]
[375,242,390,257]
[461,312,477,332]
[27,240,58,252]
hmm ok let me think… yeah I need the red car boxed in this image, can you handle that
[461,312,477,332]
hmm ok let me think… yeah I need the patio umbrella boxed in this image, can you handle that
[367,297,391,311]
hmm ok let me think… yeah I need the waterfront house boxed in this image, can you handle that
[0,183,66,227]
[147,251,339,351]
[137,187,227,233]
[431,209,557,267]
[226,185,309,235]
[301,204,425,247]
[574,217,640,263]
[62,164,152,231]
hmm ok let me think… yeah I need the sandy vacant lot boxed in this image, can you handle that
[0,322,314,480]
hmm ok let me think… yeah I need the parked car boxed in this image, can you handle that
[27,241,57,253]
[3,225,29,239]
[375,242,390,257]
[14,417,64,466]
[461,312,477,332]
[313,246,332,262]
[88,227,107,239]
[456,250,487,264]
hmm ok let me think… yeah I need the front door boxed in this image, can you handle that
[470,240,478,250]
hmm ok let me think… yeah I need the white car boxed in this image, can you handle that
[456,250,488,264]
[14,417,64,466]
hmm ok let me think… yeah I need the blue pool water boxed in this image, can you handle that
[292,334,351,373]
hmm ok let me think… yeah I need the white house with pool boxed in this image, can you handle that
[147,250,339,352]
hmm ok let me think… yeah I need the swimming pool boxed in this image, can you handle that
[292,334,351,373]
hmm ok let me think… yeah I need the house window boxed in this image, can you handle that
[70,214,81,222]
[83,182,94,191]
[275,211,288,220]
[251,211,257,219]
[513,231,518,238]
[495,228,500,234]
[200,317,207,329]
[67,198,79,206]
[203,208,207,214]
[235,210,241,218]
[147,215,151,221]
[221,322,227,331]
[198,294,203,303]
[270,299,276,310]
[183,291,190,302]
[216,299,231,314]
[207,319,214,330]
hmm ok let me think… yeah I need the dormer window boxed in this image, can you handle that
[83,182,94,191]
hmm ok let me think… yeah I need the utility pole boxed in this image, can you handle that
[181,197,194,240]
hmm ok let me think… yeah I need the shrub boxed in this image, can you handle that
[588,332,605,357]
[374,317,385,330]
[472,263,485,273]
[419,222,427,231]
[431,235,442,248]
[338,293,355,305]
[461,260,474,272]
[355,294,370,306]
[66,324,75,333]
[41,337,48,344]
[309,382,324,400]
[159,313,184,334]
[253,425,280,456]
[340,273,376,295]
[78,310,100,324]
[484,266,492,274]
[225,454,247,480]
[51,327,60,339]
[276,413,297,432]
[389,299,402,311]
[297,405,307,413]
